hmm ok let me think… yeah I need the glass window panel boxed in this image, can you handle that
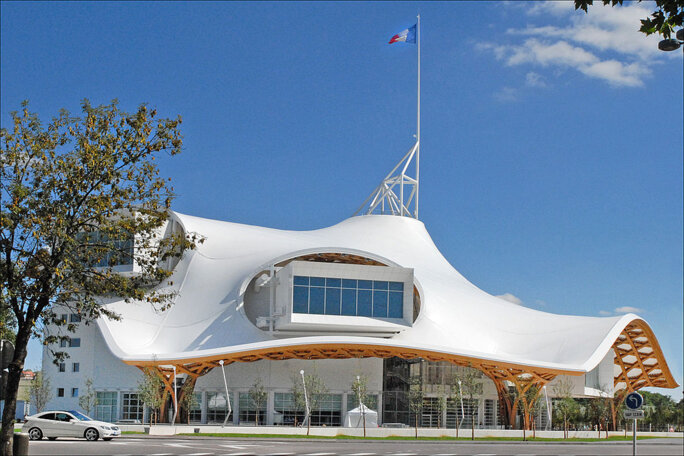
[342,279,357,288]
[293,286,309,313]
[389,281,404,291]
[293,276,309,286]
[325,278,341,287]
[373,281,389,290]
[357,290,372,316]
[70,338,81,347]
[373,290,388,317]
[309,287,325,314]
[388,291,403,318]
[357,280,372,290]
[341,289,357,315]
[310,277,325,287]
[325,287,341,315]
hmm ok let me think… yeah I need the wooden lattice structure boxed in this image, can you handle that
[127,319,677,426]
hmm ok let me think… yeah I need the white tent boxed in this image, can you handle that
[344,403,378,428]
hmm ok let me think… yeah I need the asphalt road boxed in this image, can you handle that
[25,436,684,456]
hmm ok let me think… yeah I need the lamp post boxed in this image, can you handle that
[300,370,310,428]
[658,29,684,51]
[457,379,465,430]
[171,366,178,425]
[218,360,232,427]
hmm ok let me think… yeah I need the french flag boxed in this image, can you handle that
[389,24,416,44]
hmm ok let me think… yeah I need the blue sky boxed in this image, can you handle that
[2,1,682,398]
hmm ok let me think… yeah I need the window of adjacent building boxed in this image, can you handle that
[273,392,305,426]
[206,391,232,424]
[72,388,79,397]
[95,391,117,422]
[70,313,81,323]
[121,392,143,421]
[59,339,68,348]
[238,393,266,425]
[60,314,68,324]
[72,362,80,372]
[293,276,404,318]
[58,363,65,373]
[70,338,81,348]
[57,388,64,397]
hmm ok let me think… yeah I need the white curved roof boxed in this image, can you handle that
[97,212,676,387]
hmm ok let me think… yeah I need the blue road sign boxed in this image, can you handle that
[625,391,643,410]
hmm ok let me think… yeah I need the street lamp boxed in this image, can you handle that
[171,366,178,425]
[457,380,465,430]
[218,360,232,427]
[300,370,310,427]
[658,29,684,51]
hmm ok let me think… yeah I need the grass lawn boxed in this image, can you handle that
[176,432,668,442]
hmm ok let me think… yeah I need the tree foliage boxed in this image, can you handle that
[575,0,684,38]
[292,369,327,435]
[248,377,268,426]
[1,99,198,452]
[350,374,369,436]
[452,365,482,440]
[23,370,52,414]
[78,377,98,416]
[137,368,165,425]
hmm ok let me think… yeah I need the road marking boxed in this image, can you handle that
[346,454,376,456]
[186,453,214,455]
[303,453,336,456]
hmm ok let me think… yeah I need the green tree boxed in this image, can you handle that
[178,380,199,425]
[78,377,98,416]
[22,370,52,415]
[137,368,165,425]
[575,0,684,39]
[293,369,327,435]
[248,378,268,426]
[552,377,576,439]
[408,375,423,439]
[1,99,198,453]
[351,374,369,437]
[452,365,482,440]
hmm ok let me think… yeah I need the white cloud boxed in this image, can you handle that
[493,86,520,102]
[614,306,644,314]
[599,310,612,316]
[479,1,667,88]
[496,293,523,305]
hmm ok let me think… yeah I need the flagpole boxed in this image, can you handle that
[416,14,420,219]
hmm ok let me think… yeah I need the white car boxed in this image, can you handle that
[22,410,121,441]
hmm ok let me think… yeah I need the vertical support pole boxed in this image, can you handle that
[633,418,637,456]
[415,14,421,219]
[172,366,178,424]
[219,360,232,427]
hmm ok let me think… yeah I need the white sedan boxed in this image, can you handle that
[22,410,121,441]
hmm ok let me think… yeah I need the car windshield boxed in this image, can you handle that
[67,410,92,421]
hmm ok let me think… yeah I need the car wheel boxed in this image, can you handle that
[47,437,57,441]
[84,427,99,441]
[28,427,43,440]
[103,437,113,441]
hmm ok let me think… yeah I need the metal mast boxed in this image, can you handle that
[355,16,422,219]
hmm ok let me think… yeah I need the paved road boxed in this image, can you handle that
[26,436,684,455]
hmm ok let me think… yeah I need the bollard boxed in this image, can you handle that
[13,432,29,456]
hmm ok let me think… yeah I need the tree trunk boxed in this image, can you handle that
[471,412,475,440]
[1,323,31,456]
[415,412,418,439]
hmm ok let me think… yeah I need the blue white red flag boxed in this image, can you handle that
[389,24,416,44]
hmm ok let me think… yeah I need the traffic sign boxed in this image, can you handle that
[625,391,643,410]
[624,409,645,419]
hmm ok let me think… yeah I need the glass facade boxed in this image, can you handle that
[293,276,404,318]
[95,392,117,422]
[189,392,202,423]
[238,393,266,424]
[273,392,305,426]
[207,391,232,424]
[122,392,143,421]
[310,393,342,426]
